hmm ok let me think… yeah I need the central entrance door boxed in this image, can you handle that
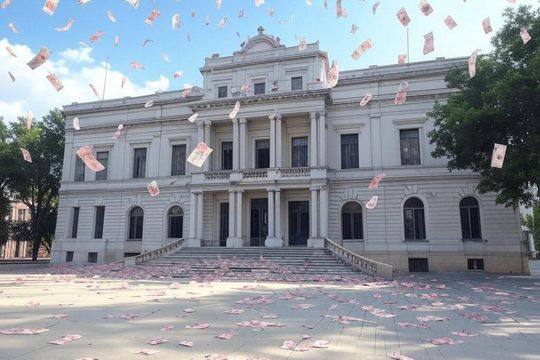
[289,201,309,246]
[250,198,268,246]
[219,203,229,247]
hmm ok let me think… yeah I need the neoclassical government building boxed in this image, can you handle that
[51,28,529,274]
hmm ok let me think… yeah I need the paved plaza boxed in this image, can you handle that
[1,263,540,360]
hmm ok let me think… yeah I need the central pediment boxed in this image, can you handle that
[234,26,285,55]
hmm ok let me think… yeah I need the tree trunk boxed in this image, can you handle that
[32,236,40,261]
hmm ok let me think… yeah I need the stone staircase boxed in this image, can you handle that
[144,247,361,277]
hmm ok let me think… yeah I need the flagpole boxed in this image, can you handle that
[102,56,109,101]
[407,27,410,64]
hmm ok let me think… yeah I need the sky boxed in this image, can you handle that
[0,0,538,123]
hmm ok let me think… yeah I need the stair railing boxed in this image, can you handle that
[124,238,185,266]
[324,238,393,279]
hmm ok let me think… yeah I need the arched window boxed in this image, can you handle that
[460,197,481,239]
[342,202,363,240]
[168,206,184,238]
[128,207,144,240]
[403,197,425,240]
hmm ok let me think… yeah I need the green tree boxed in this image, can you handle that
[6,109,65,260]
[428,5,539,208]
[0,119,11,251]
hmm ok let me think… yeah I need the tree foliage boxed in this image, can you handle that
[428,5,540,208]
[4,109,65,260]
[0,120,11,249]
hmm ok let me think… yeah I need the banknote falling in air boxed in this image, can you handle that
[121,76,126,88]
[215,0,222,10]
[112,124,123,140]
[89,83,100,99]
[42,0,59,16]
[255,0,265,7]
[172,14,180,29]
[298,38,307,51]
[173,71,184,79]
[468,49,480,78]
[26,111,33,129]
[418,0,433,16]
[181,83,193,97]
[395,81,409,105]
[368,173,386,190]
[372,1,379,14]
[8,71,15,82]
[359,93,373,107]
[20,148,32,163]
[8,22,19,34]
[398,54,407,64]
[217,17,228,29]
[107,10,117,23]
[229,101,241,119]
[46,73,64,91]
[336,0,346,18]
[27,47,51,70]
[520,27,531,44]
[491,143,507,168]
[6,46,17,57]
[325,60,340,89]
[162,53,170,63]
[423,32,434,54]
[145,9,161,25]
[350,24,359,34]
[444,16,457,30]
[147,180,160,197]
[365,195,379,209]
[114,35,120,46]
[188,113,199,123]
[73,117,80,130]
[1,0,12,9]
[396,7,410,27]
[76,145,105,172]
[187,142,213,168]
[130,61,144,70]
[144,100,154,108]
[55,17,73,32]
[267,8,274,17]
[351,39,373,60]
[125,0,139,10]
[482,18,492,34]
[89,31,104,43]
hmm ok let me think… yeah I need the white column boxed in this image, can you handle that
[275,114,282,168]
[197,121,204,143]
[236,190,243,241]
[310,188,318,239]
[320,185,328,238]
[232,119,239,170]
[203,121,212,171]
[275,189,282,239]
[239,118,247,169]
[197,191,203,242]
[228,190,236,239]
[189,192,197,238]
[318,112,326,166]
[310,112,318,167]
[267,189,275,238]
[269,114,276,168]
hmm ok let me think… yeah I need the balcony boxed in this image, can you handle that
[192,167,319,186]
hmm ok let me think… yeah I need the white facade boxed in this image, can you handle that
[52,28,529,274]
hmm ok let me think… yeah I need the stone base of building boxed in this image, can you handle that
[307,237,325,248]
[226,237,243,248]
[185,238,201,248]
[264,237,283,247]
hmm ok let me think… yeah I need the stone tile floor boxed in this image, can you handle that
[1,263,540,360]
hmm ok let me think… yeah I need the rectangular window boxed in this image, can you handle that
[94,206,105,239]
[291,76,303,91]
[221,141,233,170]
[95,151,109,181]
[66,251,74,262]
[291,137,308,167]
[133,148,147,178]
[254,82,265,95]
[400,129,421,165]
[341,134,359,169]
[17,209,26,221]
[87,252,98,264]
[71,207,80,238]
[467,258,485,271]
[218,86,228,98]
[171,145,186,176]
[408,258,429,272]
[74,156,85,182]
[255,139,270,168]
[404,208,426,240]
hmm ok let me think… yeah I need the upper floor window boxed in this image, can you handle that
[255,139,270,169]
[74,156,85,182]
[341,134,359,169]
[71,207,80,239]
[291,76,303,91]
[254,82,265,95]
[171,145,186,176]
[133,148,147,178]
[404,197,426,241]
[460,197,482,240]
[400,129,421,165]
[128,207,144,240]
[95,151,109,181]
[222,141,233,170]
[292,137,308,167]
[342,202,363,240]
[218,86,228,98]
[17,209,26,221]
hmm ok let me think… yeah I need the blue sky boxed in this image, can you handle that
[0,0,537,121]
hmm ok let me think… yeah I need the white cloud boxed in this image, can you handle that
[0,39,171,124]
